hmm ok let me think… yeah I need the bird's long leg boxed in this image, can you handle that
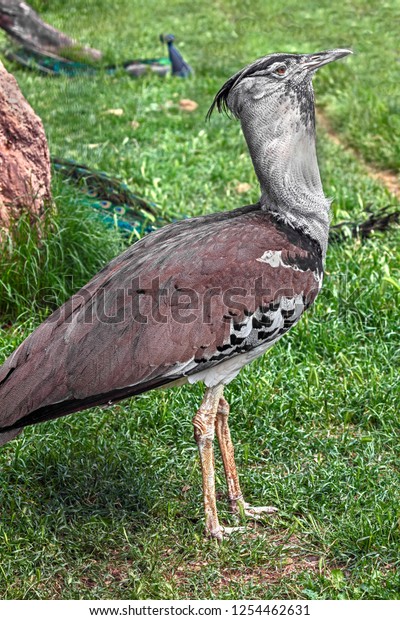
[215,396,278,520]
[192,385,224,540]
[215,396,244,513]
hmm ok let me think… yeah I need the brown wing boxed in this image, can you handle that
[0,205,322,433]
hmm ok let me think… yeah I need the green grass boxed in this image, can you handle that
[12,0,400,173]
[0,0,399,601]
[0,177,124,320]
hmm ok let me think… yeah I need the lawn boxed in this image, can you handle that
[0,0,399,600]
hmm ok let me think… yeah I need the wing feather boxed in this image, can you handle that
[0,206,322,433]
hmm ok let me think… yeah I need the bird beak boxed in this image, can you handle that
[303,48,353,72]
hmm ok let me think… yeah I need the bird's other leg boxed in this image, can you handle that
[215,396,244,513]
[192,385,224,540]
[215,396,277,520]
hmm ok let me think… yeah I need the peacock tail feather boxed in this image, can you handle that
[52,157,165,237]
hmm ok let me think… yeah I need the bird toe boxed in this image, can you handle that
[221,526,248,537]
[244,505,278,520]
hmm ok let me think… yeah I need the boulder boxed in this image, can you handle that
[0,59,51,232]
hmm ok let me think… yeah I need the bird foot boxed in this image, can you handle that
[207,525,247,541]
[207,506,278,539]
[244,505,278,520]
[229,496,277,519]
[234,502,278,520]
[222,525,247,537]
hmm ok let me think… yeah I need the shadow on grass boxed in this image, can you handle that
[0,414,176,534]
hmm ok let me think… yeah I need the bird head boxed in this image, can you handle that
[207,49,352,122]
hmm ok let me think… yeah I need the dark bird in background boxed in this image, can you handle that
[52,157,164,236]
[0,48,352,539]
[161,33,192,77]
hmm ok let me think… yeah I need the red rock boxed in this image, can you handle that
[0,60,51,233]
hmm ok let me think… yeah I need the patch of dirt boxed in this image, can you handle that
[316,110,400,200]
[216,534,322,593]
[168,532,331,597]
[102,548,135,587]
[216,556,320,590]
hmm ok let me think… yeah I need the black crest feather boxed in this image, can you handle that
[206,72,239,120]
[206,53,297,121]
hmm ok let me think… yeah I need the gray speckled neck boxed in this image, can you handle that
[230,80,331,258]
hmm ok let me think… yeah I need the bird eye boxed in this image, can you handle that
[274,65,287,76]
